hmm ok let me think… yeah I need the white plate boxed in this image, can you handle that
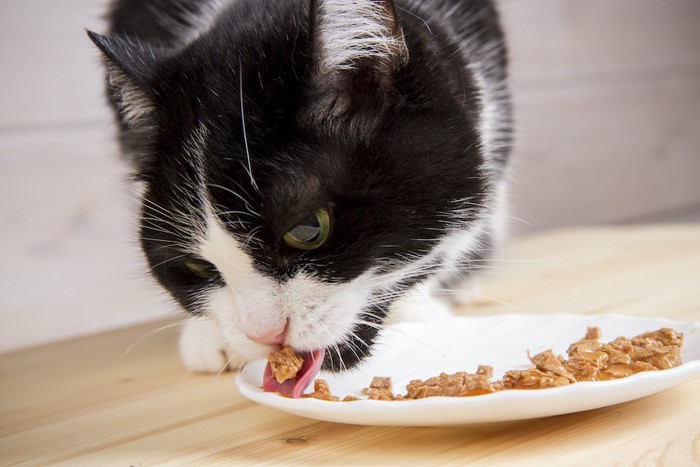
[236,314,700,426]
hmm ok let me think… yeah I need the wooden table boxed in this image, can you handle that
[2,225,699,465]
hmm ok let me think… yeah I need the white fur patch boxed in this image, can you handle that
[467,42,511,173]
[386,281,453,324]
[316,0,408,74]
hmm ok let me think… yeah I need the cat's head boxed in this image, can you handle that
[89,0,492,371]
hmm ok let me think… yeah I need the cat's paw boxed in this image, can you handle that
[386,289,454,324]
[179,316,244,373]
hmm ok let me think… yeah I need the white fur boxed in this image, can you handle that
[106,62,154,128]
[179,315,243,372]
[386,280,453,324]
[316,0,408,74]
[435,4,511,175]
[467,43,511,174]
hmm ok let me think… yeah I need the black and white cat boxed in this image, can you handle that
[89,0,512,381]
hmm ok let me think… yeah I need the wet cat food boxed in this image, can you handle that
[296,327,684,401]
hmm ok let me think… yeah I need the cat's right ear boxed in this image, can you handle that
[310,0,409,88]
[87,31,159,129]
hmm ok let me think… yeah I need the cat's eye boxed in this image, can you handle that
[283,207,331,250]
[183,259,220,279]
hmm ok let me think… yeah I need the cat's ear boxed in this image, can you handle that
[87,30,160,129]
[311,0,409,87]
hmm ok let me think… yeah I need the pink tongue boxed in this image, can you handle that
[263,348,326,398]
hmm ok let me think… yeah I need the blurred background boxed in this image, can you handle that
[1,0,699,353]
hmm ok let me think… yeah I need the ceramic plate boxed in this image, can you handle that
[236,314,700,426]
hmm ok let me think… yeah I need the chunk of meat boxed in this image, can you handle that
[564,350,608,381]
[267,346,304,384]
[529,350,577,383]
[368,377,393,392]
[362,376,397,400]
[565,328,683,381]
[302,379,339,401]
[477,365,494,378]
[406,372,496,399]
[632,328,683,347]
[585,326,602,340]
[501,369,572,389]
[598,361,658,380]
[364,388,397,400]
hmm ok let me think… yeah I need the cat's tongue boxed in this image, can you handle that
[262,348,325,398]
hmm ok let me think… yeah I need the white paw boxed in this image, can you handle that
[386,285,454,324]
[179,316,246,373]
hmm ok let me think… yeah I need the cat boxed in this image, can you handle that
[89,0,512,377]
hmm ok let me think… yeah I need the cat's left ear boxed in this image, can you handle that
[311,0,409,87]
[87,30,162,129]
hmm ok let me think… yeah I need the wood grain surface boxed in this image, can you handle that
[1,225,699,466]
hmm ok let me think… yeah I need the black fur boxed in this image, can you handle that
[90,0,511,371]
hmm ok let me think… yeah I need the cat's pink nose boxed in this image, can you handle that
[247,325,287,345]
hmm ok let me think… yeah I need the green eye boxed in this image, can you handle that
[283,208,331,250]
[183,259,220,279]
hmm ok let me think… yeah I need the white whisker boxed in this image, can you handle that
[239,58,259,193]
[110,319,189,370]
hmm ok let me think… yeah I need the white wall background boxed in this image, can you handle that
[500,0,700,233]
[1,0,699,352]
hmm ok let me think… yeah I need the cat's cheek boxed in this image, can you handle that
[283,274,369,351]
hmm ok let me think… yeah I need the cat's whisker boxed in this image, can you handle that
[140,221,175,236]
[329,342,346,372]
[214,346,245,380]
[109,319,189,370]
[342,333,365,364]
[473,293,527,314]
[217,209,258,219]
[206,183,261,219]
[141,198,194,228]
[239,58,259,193]
[241,225,263,249]
[148,253,190,271]
[352,319,383,331]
